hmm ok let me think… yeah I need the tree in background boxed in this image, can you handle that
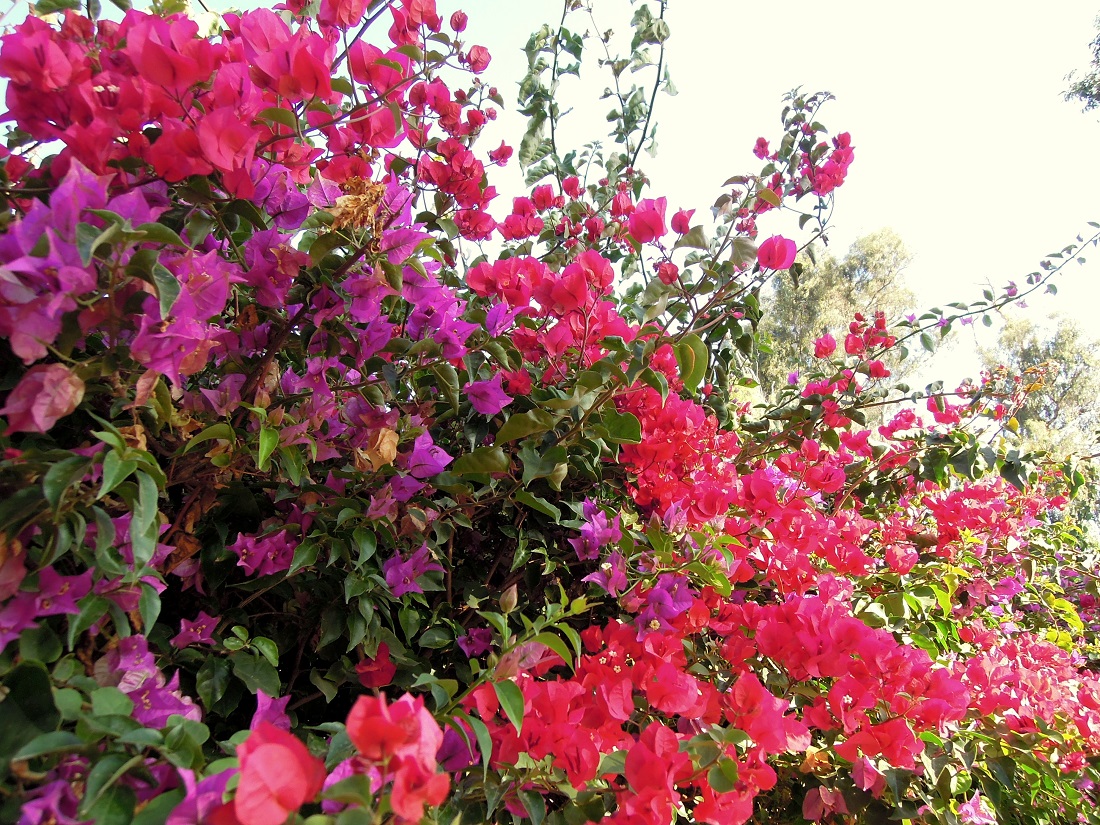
[981,314,1100,456]
[1066,15,1100,112]
[754,229,915,399]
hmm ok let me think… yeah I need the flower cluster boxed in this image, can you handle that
[0,2,1095,825]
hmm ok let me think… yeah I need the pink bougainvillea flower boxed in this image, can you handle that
[670,208,694,234]
[464,372,512,415]
[0,364,84,434]
[234,723,325,825]
[956,792,998,825]
[813,333,837,358]
[756,235,797,269]
[356,641,397,688]
[627,197,667,243]
[317,0,367,28]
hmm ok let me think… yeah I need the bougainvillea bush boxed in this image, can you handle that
[3,1,1100,824]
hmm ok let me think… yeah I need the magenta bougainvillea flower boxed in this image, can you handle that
[756,235,797,270]
[464,373,512,415]
[383,544,444,597]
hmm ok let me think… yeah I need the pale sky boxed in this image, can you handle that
[466,0,1100,380]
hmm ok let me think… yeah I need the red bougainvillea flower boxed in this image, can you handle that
[757,235,797,269]
[234,723,325,825]
[346,693,442,765]
[356,641,398,688]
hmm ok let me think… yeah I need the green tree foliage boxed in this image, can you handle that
[754,228,915,399]
[1066,15,1100,112]
[981,314,1100,456]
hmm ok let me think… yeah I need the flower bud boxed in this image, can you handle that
[499,583,518,614]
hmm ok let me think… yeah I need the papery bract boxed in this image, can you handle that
[234,723,325,825]
[0,364,84,434]
[757,235,797,269]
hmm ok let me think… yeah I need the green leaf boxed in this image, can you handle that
[492,679,525,734]
[257,427,279,472]
[136,222,186,248]
[99,451,138,499]
[756,188,781,208]
[33,0,82,13]
[289,540,321,574]
[150,263,182,320]
[451,446,510,475]
[307,231,347,265]
[519,443,568,488]
[19,624,62,664]
[43,456,91,509]
[138,583,161,633]
[68,594,110,649]
[531,631,573,669]
[131,790,184,825]
[92,687,135,717]
[251,637,280,668]
[81,754,137,823]
[418,627,452,649]
[602,409,642,444]
[231,652,281,696]
[196,657,231,709]
[495,409,556,444]
[12,731,83,761]
[672,225,709,250]
[431,363,461,415]
[257,106,299,131]
[674,333,709,393]
[517,789,547,825]
[0,663,60,779]
[129,471,160,569]
[731,236,758,268]
[514,490,561,521]
[182,422,235,454]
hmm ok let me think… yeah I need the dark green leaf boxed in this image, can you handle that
[514,490,561,521]
[43,456,91,509]
[12,731,83,761]
[196,657,231,708]
[231,652,281,696]
[0,663,60,778]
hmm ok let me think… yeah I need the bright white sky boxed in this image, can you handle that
[466,0,1100,380]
